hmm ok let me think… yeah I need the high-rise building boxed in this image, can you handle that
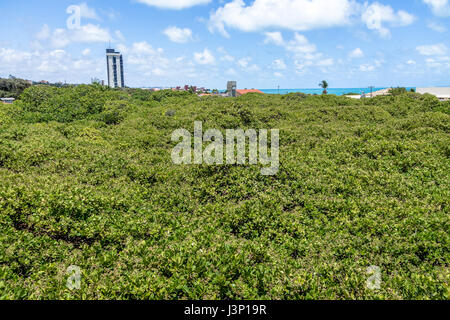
[227,81,237,97]
[106,49,125,88]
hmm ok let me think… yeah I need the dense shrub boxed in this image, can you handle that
[388,87,408,95]
[0,88,448,299]
[16,84,126,123]
[0,77,32,99]
[283,92,309,100]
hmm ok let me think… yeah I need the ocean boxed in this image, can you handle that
[259,87,416,96]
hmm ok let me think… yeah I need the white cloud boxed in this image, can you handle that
[267,33,333,71]
[78,2,100,20]
[130,42,163,56]
[37,50,70,73]
[51,29,72,47]
[361,3,415,38]
[374,59,384,67]
[316,58,334,67]
[0,47,104,81]
[82,48,91,56]
[221,55,234,62]
[72,24,112,43]
[273,59,287,70]
[287,33,317,57]
[209,0,356,37]
[0,48,34,65]
[136,0,211,10]
[416,43,447,56]
[36,24,51,40]
[359,64,375,72]
[423,0,450,17]
[274,72,283,77]
[127,41,171,76]
[175,56,185,63]
[264,32,285,46]
[427,21,447,33]
[237,57,260,72]
[123,41,216,82]
[349,48,364,58]
[425,56,450,68]
[238,57,251,68]
[294,59,314,74]
[50,24,113,47]
[163,26,193,43]
[406,59,416,65]
[246,65,261,72]
[217,47,235,62]
[194,48,216,65]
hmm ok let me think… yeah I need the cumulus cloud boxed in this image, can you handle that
[194,48,216,65]
[264,32,333,72]
[423,0,450,17]
[236,57,260,72]
[264,32,285,46]
[316,58,334,67]
[128,42,166,62]
[209,0,356,37]
[50,24,113,47]
[136,0,211,10]
[218,47,235,62]
[416,43,448,56]
[424,56,450,69]
[121,41,215,83]
[359,64,375,72]
[349,48,364,58]
[125,41,173,77]
[0,48,34,65]
[0,47,104,81]
[36,24,51,40]
[237,57,251,68]
[361,2,415,38]
[286,33,318,58]
[77,2,101,20]
[163,26,193,43]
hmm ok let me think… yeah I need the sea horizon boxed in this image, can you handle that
[258,87,416,96]
[206,87,417,96]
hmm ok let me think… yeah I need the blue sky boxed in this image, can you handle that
[0,0,449,89]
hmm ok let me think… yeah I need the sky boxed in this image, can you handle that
[0,0,449,89]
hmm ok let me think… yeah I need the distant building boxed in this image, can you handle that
[1,98,15,104]
[106,49,125,88]
[236,89,264,96]
[416,87,450,101]
[227,81,237,97]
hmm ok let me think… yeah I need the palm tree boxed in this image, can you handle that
[319,80,329,95]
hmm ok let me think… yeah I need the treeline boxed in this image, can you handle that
[10,84,195,124]
[0,77,32,99]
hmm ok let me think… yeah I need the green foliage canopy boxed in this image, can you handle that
[0,86,448,299]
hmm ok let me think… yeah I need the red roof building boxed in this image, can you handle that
[236,89,264,96]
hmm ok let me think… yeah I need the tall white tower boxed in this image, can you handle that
[106,49,125,88]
